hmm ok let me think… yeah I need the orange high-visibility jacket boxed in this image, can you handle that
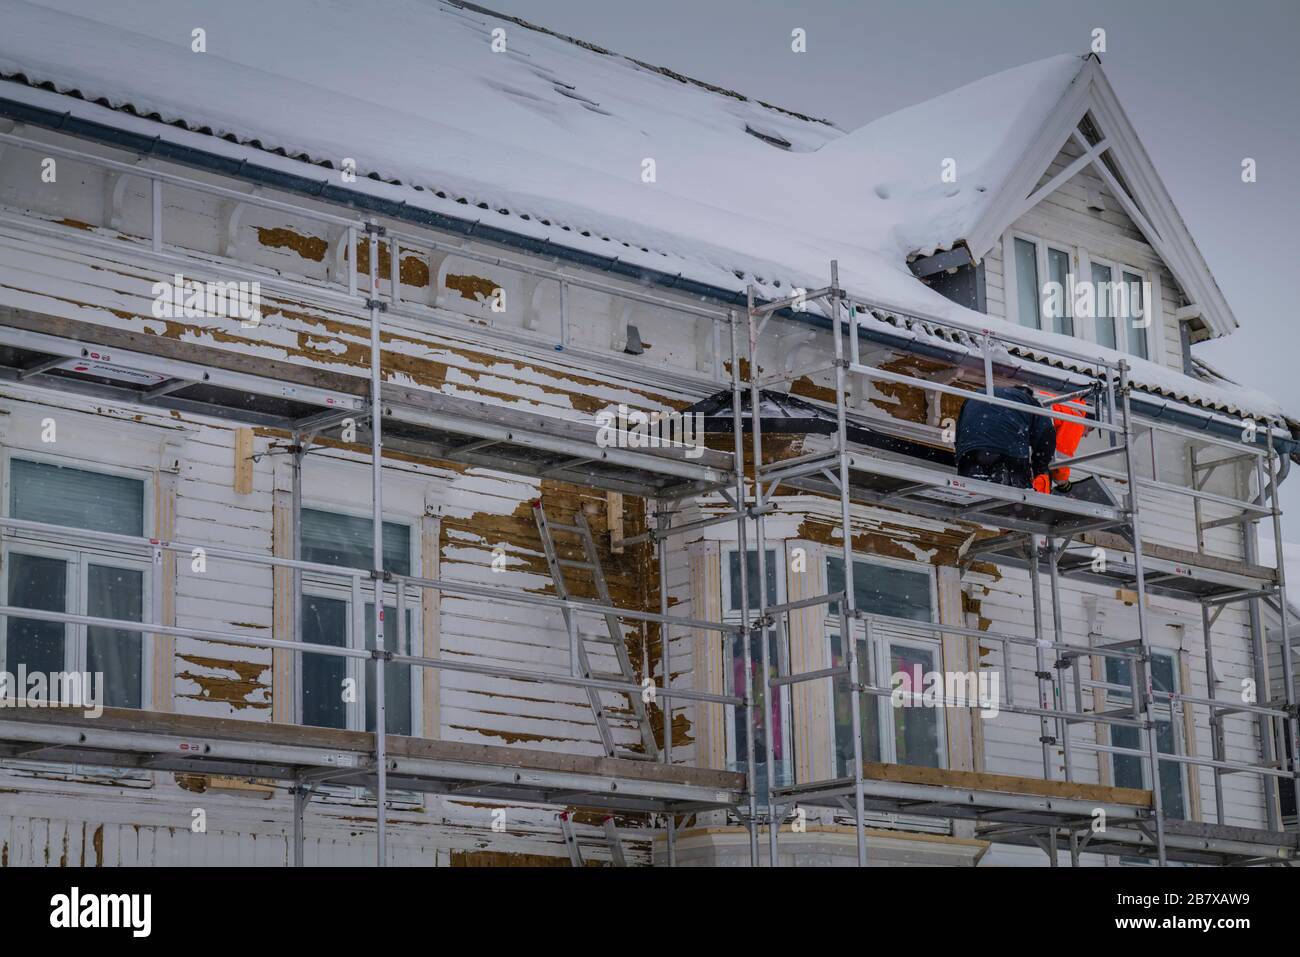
[1032,394,1088,493]
[1050,402,1087,483]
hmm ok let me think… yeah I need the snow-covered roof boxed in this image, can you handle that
[0,0,1289,425]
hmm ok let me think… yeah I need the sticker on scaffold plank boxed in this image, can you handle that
[58,356,169,385]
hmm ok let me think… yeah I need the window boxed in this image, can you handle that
[721,549,789,792]
[1105,650,1185,819]
[1091,257,1151,358]
[825,555,942,773]
[298,508,415,735]
[1091,261,1116,348]
[1046,246,1073,336]
[2,458,148,709]
[1012,234,1073,336]
[1007,233,1153,359]
[1122,269,1148,359]
[1013,237,1041,330]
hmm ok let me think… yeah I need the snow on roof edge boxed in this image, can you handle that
[0,59,1293,431]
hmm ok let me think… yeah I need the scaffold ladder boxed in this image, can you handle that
[558,812,628,866]
[533,501,660,761]
[559,812,583,865]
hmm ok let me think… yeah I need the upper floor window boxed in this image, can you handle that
[2,457,149,709]
[1008,232,1153,361]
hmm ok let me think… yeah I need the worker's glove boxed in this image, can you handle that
[1032,474,1051,495]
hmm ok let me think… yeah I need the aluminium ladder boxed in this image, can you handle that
[532,501,660,761]
[558,812,628,866]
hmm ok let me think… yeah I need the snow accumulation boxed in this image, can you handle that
[0,0,1286,422]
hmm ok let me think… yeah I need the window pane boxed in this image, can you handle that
[11,459,144,536]
[827,557,931,621]
[1047,247,1073,336]
[1014,238,1041,329]
[365,604,412,736]
[301,509,411,576]
[301,594,348,729]
[890,643,943,768]
[1091,262,1116,348]
[1104,655,1136,699]
[1156,718,1185,819]
[1110,721,1184,819]
[1106,653,1175,697]
[1123,271,1148,359]
[4,552,67,682]
[1111,724,1144,789]
[731,628,787,789]
[86,565,143,709]
[1151,654,1177,694]
[831,633,881,777]
[726,550,777,612]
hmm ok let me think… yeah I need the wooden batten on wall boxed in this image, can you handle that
[271,488,296,724]
[421,508,441,739]
[786,541,833,784]
[689,541,726,770]
[937,566,975,772]
[151,463,179,713]
[233,428,254,495]
[607,491,624,554]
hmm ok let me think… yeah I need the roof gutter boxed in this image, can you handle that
[2,92,1296,462]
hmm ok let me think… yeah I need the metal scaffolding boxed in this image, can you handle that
[0,125,759,866]
[0,120,1297,866]
[736,262,1300,867]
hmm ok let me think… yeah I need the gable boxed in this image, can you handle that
[962,59,1236,340]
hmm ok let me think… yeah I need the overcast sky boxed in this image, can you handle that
[488,0,1300,543]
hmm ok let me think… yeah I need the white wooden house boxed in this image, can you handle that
[0,0,1295,866]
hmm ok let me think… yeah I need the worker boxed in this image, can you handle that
[1031,394,1089,494]
[955,385,1056,489]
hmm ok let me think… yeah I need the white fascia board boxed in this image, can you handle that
[1085,69,1238,338]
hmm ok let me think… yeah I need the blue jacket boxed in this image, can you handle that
[956,386,1056,473]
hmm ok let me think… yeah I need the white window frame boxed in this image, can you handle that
[1004,230,1159,362]
[0,450,155,711]
[295,503,421,737]
[823,552,944,771]
[870,631,948,767]
[720,545,791,783]
[1082,253,1155,361]
[1006,231,1079,335]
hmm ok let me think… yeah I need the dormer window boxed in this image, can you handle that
[1005,231,1155,361]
